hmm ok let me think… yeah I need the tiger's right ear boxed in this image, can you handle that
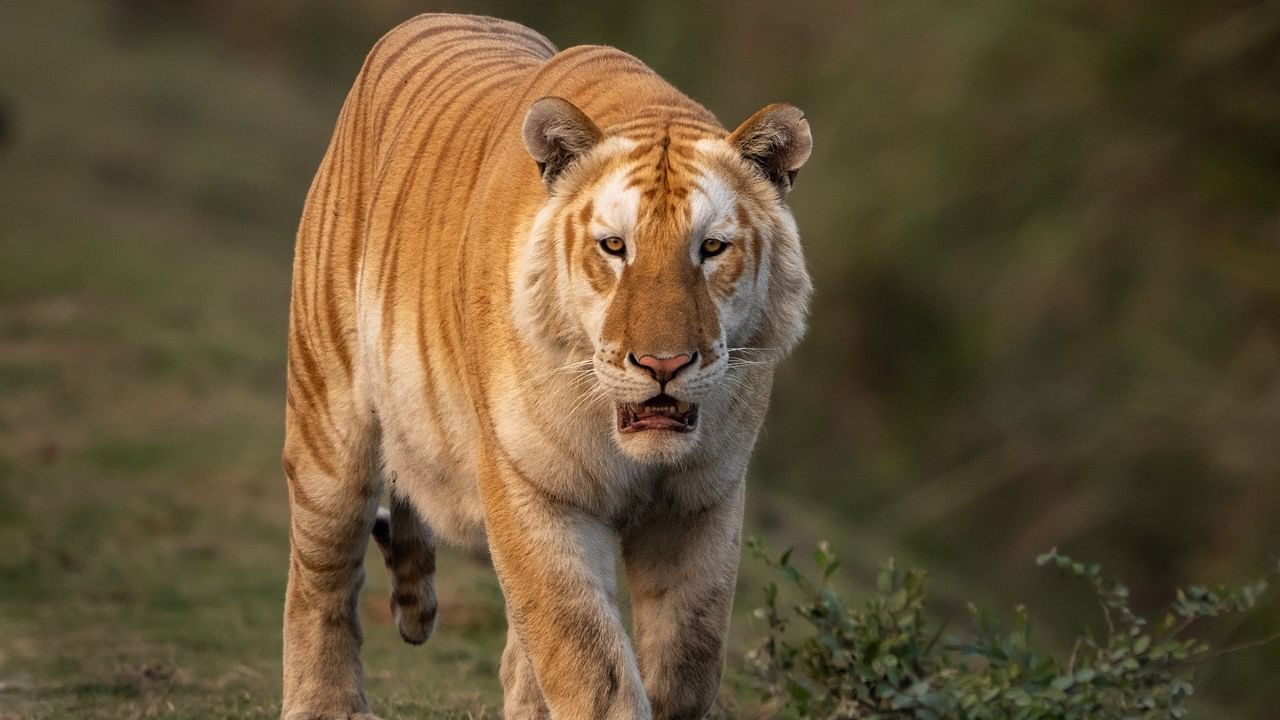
[522,97,603,188]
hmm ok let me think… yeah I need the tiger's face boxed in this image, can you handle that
[517,99,813,463]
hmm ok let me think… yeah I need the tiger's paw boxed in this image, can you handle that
[392,584,438,645]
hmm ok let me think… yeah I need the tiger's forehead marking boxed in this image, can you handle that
[610,123,721,239]
[579,128,755,271]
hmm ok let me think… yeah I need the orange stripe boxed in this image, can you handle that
[374,39,522,147]
[376,57,525,357]
[417,67,536,393]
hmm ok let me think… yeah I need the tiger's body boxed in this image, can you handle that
[282,13,812,720]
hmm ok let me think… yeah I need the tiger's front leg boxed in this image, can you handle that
[623,482,745,720]
[480,453,651,720]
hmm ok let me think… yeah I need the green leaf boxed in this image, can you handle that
[815,540,832,570]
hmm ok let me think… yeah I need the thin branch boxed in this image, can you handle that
[1194,628,1280,664]
[1067,637,1083,675]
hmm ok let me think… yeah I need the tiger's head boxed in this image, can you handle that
[514,97,813,464]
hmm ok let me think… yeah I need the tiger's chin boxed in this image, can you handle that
[612,394,703,464]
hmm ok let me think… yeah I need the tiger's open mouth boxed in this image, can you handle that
[616,394,698,433]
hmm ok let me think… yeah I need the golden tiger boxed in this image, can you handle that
[282,12,812,720]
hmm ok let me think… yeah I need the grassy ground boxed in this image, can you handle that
[1,1,1275,718]
[0,1,508,716]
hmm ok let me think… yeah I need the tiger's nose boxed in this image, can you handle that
[628,352,697,384]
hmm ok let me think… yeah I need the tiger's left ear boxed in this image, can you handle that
[522,96,603,189]
[728,103,812,194]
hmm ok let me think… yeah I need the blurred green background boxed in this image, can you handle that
[1,0,1277,717]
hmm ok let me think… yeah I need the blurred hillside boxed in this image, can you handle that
[1,0,1277,717]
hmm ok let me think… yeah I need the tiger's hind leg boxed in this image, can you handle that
[281,411,383,720]
[371,490,438,644]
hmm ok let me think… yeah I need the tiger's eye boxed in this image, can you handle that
[700,238,727,258]
[600,236,626,257]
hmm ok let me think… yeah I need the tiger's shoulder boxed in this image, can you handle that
[372,13,558,68]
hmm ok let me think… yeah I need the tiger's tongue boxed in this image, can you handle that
[628,414,687,430]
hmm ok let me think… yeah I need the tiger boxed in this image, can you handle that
[281,12,813,720]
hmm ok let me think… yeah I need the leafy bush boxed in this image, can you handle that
[742,538,1277,720]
